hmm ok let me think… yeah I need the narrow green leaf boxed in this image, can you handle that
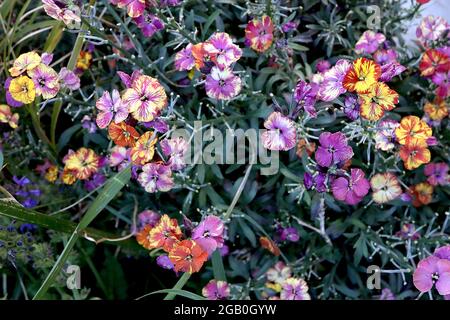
[140,288,206,300]
[33,166,131,300]
[211,250,227,281]
[163,272,191,300]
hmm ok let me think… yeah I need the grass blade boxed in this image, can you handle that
[33,166,131,299]
[163,272,191,300]
[211,249,227,281]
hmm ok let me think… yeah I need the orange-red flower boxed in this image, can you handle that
[191,43,210,70]
[419,49,450,77]
[343,58,381,93]
[130,131,157,165]
[168,239,208,273]
[61,168,77,185]
[140,214,182,252]
[395,116,432,145]
[358,82,399,121]
[408,182,434,207]
[136,224,153,249]
[399,138,431,170]
[260,236,281,256]
[108,121,140,147]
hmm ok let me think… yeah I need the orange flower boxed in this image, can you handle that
[359,82,399,121]
[168,239,208,273]
[260,236,280,256]
[44,165,58,183]
[408,182,433,207]
[63,148,101,180]
[399,138,431,170]
[395,116,432,145]
[296,139,316,158]
[343,58,381,93]
[108,122,140,147]
[130,131,157,165]
[191,43,209,70]
[142,214,182,252]
[419,49,450,77]
[61,168,77,185]
[136,225,153,249]
[424,101,449,121]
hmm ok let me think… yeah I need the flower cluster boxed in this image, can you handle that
[136,214,224,274]
[6,51,79,106]
[263,262,311,300]
[175,32,242,100]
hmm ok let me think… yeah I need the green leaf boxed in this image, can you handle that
[211,249,227,281]
[33,166,132,300]
[163,272,191,300]
[202,10,221,39]
[141,288,206,300]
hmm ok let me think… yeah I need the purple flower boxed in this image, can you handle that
[117,70,142,88]
[281,21,298,33]
[11,176,41,208]
[192,215,225,255]
[41,52,53,65]
[303,172,314,190]
[424,163,449,186]
[138,163,174,193]
[219,244,229,257]
[95,89,129,129]
[84,173,106,191]
[280,278,311,300]
[355,30,386,54]
[159,0,182,6]
[331,168,370,205]
[143,118,169,133]
[28,64,60,99]
[157,254,175,270]
[137,210,161,229]
[317,59,352,102]
[175,44,195,71]
[374,119,399,151]
[378,288,395,300]
[81,115,97,133]
[261,112,296,151]
[416,15,449,45]
[134,13,164,38]
[205,67,241,100]
[202,280,230,300]
[160,137,189,171]
[5,77,23,107]
[280,227,300,242]
[108,146,129,168]
[58,67,80,90]
[293,80,317,118]
[343,94,360,120]
[379,61,406,82]
[315,132,353,167]
[373,49,398,65]
[395,223,420,240]
[434,245,450,260]
[413,255,450,295]
[432,71,450,99]
[316,60,331,73]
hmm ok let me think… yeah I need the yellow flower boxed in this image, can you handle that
[399,138,431,170]
[8,76,36,104]
[424,101,448,121]
[44,165,58,183]
[395,115,432,145]
[76,51,92,70]
[359,82,399,121]
[0,104,19,129]
[61,169,77,185]
[9,51,41,77]
[343,58,381,94]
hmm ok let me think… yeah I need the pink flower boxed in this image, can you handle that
[245,15,274,53]
[416,15,449,45]
[58,67,80,90]
[192,216,225,255]
[108,146,129,167]
[355,30,386,54]
[205,67,241,100]
[202,280,230,300]
[114,0,146,18]
[315,132,353,167]
[95,89,129,129]
[374,119,399,151]
[280,278,311,300]
[413,256,450,295]
[317,59,352,102]
[137,163,174,193]
[373,49,398,65]
[27,64,60,99]
[261,112,296,151]
[331,168,370,205]
[175,44,195,71]
[133,13,164,37]
[160,137,189,171]
[379,61,406,82]
[42,0,81,26]
[203,32,242,68]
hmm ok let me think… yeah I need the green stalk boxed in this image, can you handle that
[33,166,131,300]
[163,272,191,300]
